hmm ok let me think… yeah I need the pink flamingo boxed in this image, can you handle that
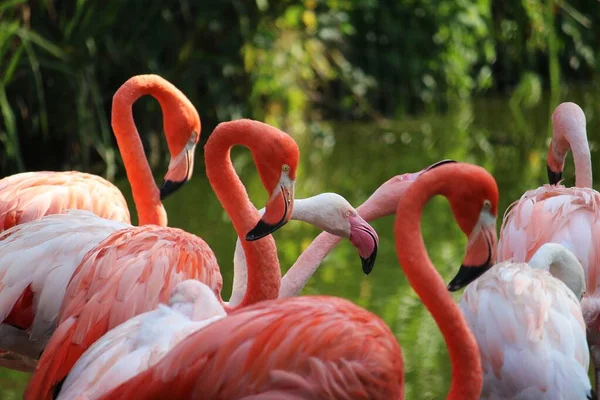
[23,119,302,400]
[497,102,600,390]
[0,74,201,371]
[0,74,200,231]
[460,243,594,399]
[61,161,496,400]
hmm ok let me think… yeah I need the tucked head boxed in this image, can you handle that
[294,193,379,274]
[547,102,587,185]
[415,163,499,291]
[362,160,458,219]
[241,121,300,241]
[169,280,225,320]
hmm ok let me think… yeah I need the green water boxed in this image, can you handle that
[1,88,599,399]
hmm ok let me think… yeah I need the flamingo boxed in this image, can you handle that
[0,74,201,231]
[22,119,302,400]
[61,161,497,400]
[497,102,600,390]
[0,74,201,371]
[460,243,594,399]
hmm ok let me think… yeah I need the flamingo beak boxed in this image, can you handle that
[447,208,497,291]
[160,137,197,200]
[348,214,379,274]
[546,144,564,185]
[546,164,562,185]
[246,175,295,241]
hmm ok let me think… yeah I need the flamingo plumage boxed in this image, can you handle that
[54,190,382,399]
[24,119,301,400]
[0,75,201,372]
[460,243,594,399]
[497,102,600,390]
[63,161,497,400]
[0,74,201,231]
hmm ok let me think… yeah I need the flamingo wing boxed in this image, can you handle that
[0,210,127,369]
[96,296,403,400]
[460,262,591,399]
[499,185,600,294]
[25,225,221,400]
[0,171,130,230]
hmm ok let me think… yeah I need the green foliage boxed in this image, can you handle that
[0,0,597,174]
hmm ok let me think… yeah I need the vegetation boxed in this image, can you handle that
[0,0,597,177]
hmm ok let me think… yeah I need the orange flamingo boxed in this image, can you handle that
[69,161,496,400]
[24,119,300,400]
[0,74,200,371]
[0,74,200,231]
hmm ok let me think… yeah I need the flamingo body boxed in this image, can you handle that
[498,185,600,315]
[0,171,130,231]
[57,280,226,400]
[0,210,128,370]
[25,224,221,399]
[95,296,403,400]
[460,260,592,399]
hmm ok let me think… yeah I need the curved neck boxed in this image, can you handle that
[111,77,172,226]
[570,138,592,188]
[205,120,281,311]
[528,243,585,298]
[553,115,592,188]
[394,174,482,399]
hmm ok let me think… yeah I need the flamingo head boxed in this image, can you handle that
[547,102,586,185]
[159,95,201,200]
[444,165,499,291]
[246,130,300,241]
[292,193,380,274]
[361,160,458,219]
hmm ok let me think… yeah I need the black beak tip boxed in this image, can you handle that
[245,219,288,241]
[546,165,562,185]
[360,245,378,275]
[159,179,187,200]
[447,263,491,292]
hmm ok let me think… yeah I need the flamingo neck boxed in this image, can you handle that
[552,115,592,188]
[111,76,173,226]
[571,138,593,188]
[528,243,586,299]
[205,120,281,310]
[394,172,482,399]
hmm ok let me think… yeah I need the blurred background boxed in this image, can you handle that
[0,0,599,398]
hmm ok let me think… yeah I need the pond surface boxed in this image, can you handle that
[1,86,599,398]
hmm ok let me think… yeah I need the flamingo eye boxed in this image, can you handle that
[397,176,403,181]
[483,199,491,210]
[282,164,290,172]
[344,210,351,218]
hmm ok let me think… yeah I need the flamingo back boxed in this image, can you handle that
[460,261,592,399]
[0,210,127,370]
[0,171,130,231]
[24,225,222,400]
[57,296,225,399]
[96,296,403,400]
[498,185,600,293]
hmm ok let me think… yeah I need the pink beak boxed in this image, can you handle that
[348,214,379,274]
